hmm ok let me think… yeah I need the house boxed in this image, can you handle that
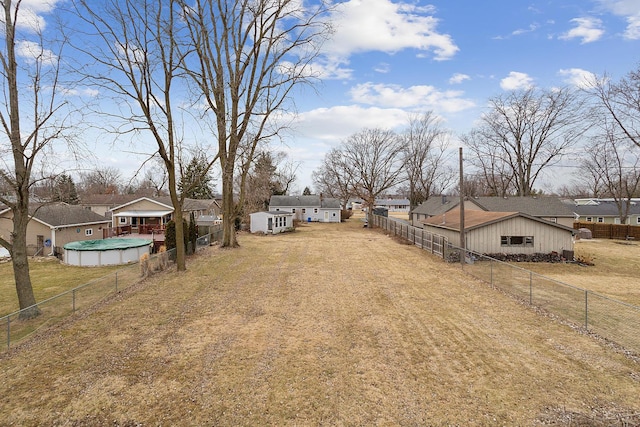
[269,195,341,223]
[0,203,111,256]
[79,194,140,217]
[421,208,575,255]
[109,197,221,235]
[375,198,411,212]
[411,196,576,228]
[249,211,294,234]
[573,200,640,225]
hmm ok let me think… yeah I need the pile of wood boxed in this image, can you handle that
[484,252,566,263]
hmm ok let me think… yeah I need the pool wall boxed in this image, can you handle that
[63,239,152,267]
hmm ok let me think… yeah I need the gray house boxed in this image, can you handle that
[421,208,575,255]
[411,196,576,228]
[573,200,640,225]
[269,195,341,223]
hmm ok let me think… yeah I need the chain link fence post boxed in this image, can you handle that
[585,290,588,330]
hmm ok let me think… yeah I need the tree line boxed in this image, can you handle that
[313,65,640,219]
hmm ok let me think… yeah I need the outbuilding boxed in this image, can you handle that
[249,211,294,234]
[421,208,575,255]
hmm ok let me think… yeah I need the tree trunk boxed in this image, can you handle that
[12,209,40,319]
[167,167,186,271]
[221,164,238,248]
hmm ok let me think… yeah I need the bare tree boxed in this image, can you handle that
[342,128,406,210]
[77,167,122,195]
[182,0,332,247]
[402,112,454,210]
[0,1,76,317]
[463,87,588,196]
[461,129,516,196]
[139,158,169,197]
[73,0,211,271]
[582,124,640,223]
[587,67,640,149]
[313,147,354,209]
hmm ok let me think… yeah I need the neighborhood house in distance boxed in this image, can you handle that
[0,196,221,262]
[249,194,341,234]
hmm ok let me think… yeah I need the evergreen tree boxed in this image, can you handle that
[53,174,79,205]
[179,155,215,199]
[189,212,197,254]
[303,186,312,195]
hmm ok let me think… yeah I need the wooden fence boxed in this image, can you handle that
[574,222,640,240]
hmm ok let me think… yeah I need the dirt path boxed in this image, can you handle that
[1,220,639,426]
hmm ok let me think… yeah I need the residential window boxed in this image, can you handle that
[292,208,296,213]
[586,217,592,222]
[597,217,604,223]
[636,217,640,225]
[302,208,306,213]
[549,217,557,223]
[614,218,621,224]
[501,236,534,247]
[85,229,93,236]
[314,208,318,214]
[119,217,126,224]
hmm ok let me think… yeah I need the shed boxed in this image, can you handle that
[250,211,294,234]
[421,208,575,255]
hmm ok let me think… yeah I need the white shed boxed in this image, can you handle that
[250,211,294,234]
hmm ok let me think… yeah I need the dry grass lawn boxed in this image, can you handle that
[517,238,640,306]
[1,219,639,426]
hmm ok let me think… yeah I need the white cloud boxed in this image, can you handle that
[558,68,598,89]
[294,105,409,141]
[8,0,60,33]
[349,82,475,113]
[15,40,57,65]
[374,62,391,74]
[323,0,458,66]
[624,14,640,39]
[449,73,471,84]
[559,17,605,43]
[512,23,540,36]
[500,72,534,90]
[594,1,640,39]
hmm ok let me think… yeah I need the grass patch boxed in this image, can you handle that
[0,258,122,316]
[1,220,639,425]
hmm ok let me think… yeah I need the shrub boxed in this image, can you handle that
[341,209,353,221]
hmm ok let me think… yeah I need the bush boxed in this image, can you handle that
[341,209,353,221]
[165,218,189,251]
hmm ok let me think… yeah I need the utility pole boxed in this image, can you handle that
[459,147,465,267]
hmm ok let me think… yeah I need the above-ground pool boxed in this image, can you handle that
[63,238,153,267]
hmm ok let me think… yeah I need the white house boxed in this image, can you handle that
[269,195,341,223]
[249,211,294,234]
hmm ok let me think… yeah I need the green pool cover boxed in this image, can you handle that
[63,238,152,251]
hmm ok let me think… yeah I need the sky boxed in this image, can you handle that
[8,0,640,195]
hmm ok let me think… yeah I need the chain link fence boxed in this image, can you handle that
[371,214,640,355]
[1,229,222,353]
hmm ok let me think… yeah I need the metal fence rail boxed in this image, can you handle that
[371,214,640,355]
[1,230,222,352]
